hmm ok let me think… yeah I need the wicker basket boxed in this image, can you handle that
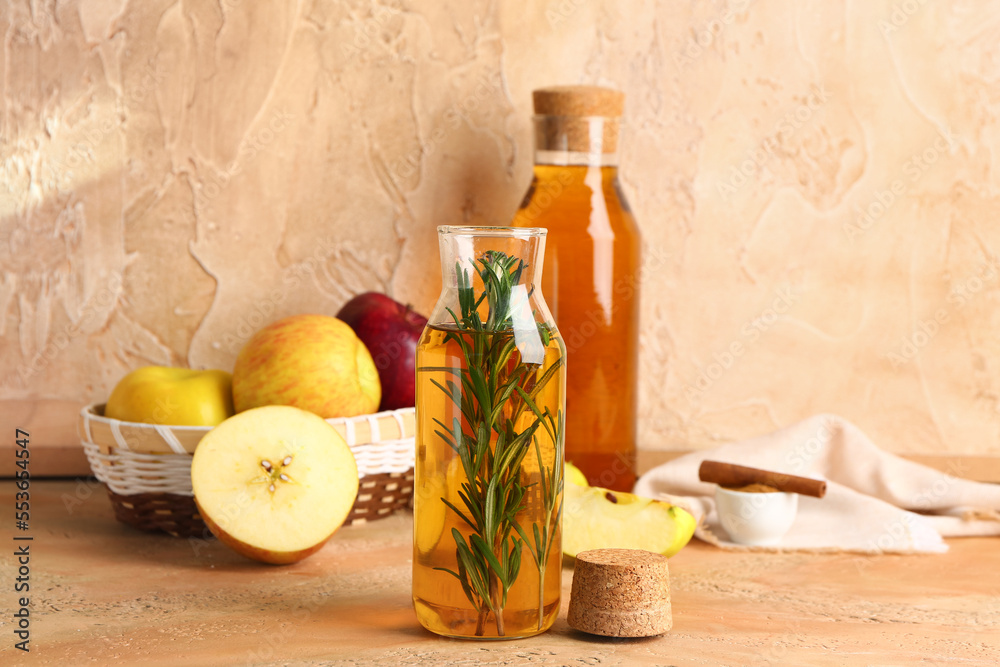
[78,403,415,537]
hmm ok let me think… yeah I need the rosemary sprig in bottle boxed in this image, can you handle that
[421,250,564,636]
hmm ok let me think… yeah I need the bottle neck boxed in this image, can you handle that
[534,149,619,168]
[430,228,558,360]
[533,115,621,168]
[436,228,544,291]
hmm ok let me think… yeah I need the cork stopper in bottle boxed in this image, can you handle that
[532,85,624,154]
[533,86,625,117]
[567,548,672,638]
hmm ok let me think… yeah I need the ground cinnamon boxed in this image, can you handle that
[725,483,779,493]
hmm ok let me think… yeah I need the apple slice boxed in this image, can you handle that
[563,483,697,558]
[191,405,359,564]
[565,461,588,487]
[414,455,467,555]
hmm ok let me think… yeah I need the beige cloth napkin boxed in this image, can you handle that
[634,414,1000,554]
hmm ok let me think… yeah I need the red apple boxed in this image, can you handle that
[336,292,428,411]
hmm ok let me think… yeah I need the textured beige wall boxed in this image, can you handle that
[3,0,1000,456]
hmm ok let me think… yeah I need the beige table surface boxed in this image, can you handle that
[1,480,997,666]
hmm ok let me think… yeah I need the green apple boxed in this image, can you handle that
[105,366,234,426]
[563,482,697,558]
[233,314,381,419]
[191,405,359,564]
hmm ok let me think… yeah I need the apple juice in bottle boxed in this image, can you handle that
[413,226,566,639]
[511,86,641,492]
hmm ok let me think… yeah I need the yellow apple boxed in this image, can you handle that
[413,455,465,555]
[565,461,588,487]
[105,366,234,426]
[563,482,697,558]
[232,314,381,419]
[191,405,359,564]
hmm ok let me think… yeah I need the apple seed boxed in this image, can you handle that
[254,456,299,495]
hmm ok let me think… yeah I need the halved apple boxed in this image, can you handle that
[563,483,697,558]
[565,461,588,487]
[191,405,359,564]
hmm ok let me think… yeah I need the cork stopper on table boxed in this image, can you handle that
[532,85,625,154]
[568,548,672,638]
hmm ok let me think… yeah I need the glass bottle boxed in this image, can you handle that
[412,226,566,639]
[512,86,641,492]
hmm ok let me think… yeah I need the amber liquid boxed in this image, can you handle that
[412,325,564,639]
[512,164,641,491]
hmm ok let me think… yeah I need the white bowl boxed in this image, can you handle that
[714,486,798,546]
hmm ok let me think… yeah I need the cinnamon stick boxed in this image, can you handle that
[699,460,827,498]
